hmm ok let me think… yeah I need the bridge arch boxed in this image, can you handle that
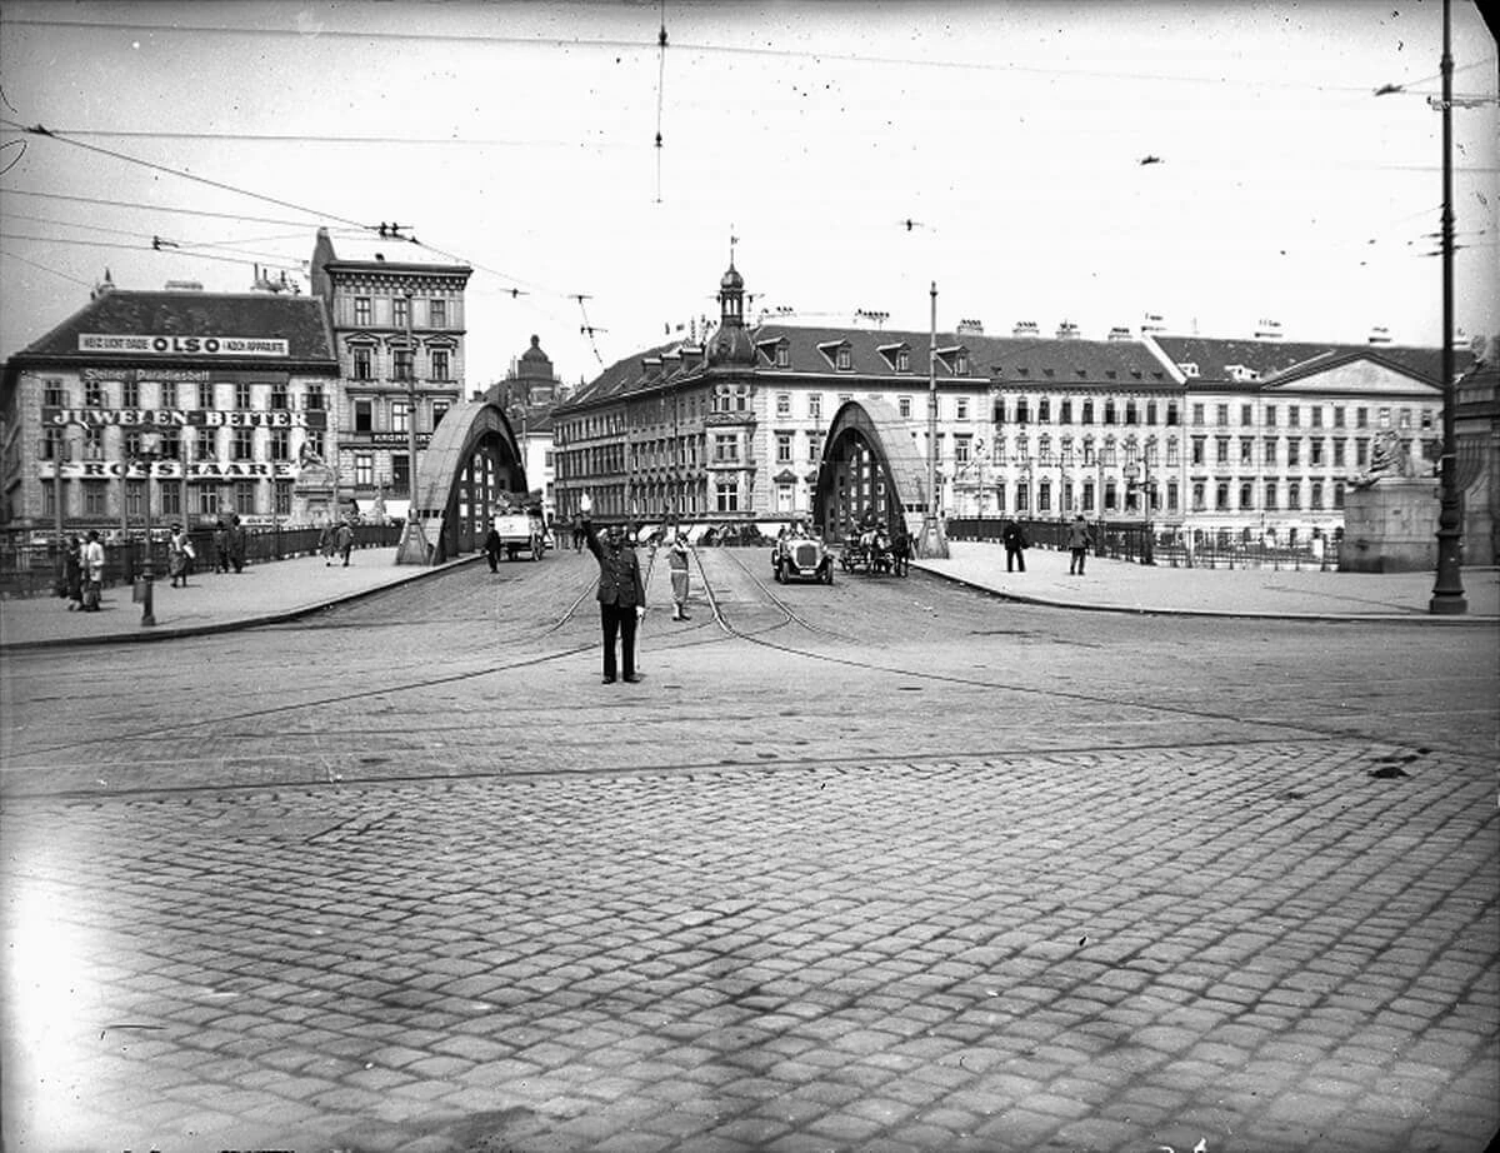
[403,399,528,563]
[812,398,932,542]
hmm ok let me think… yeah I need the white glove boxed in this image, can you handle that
[580,493,593,514]
[636,605,646,619]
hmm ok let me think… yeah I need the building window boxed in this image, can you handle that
[1310,439,1325,466]
[807,432,821,464]
[1216,404,1230,427]
[233,429,254,460]
[431,349,451,382]
[1038,479,1052,514]
[1082,480,1094,512]
[1192,403,1205,426]
[306,385,325,411]
[161,484,181,516]
[124,431,144,459]
[354,400,373,433]
[1288,482,1301,510]
[1104,400,1117,425]
[1356,438,1369,467]
[83,379,105,407]
[275,481,292,517]
[1265,482,1278,510]
[161,382,178,408]
[1288,406,1300,429]
[1165,401,1179,427]
[1333,406,1346,429]
[956,397,970,421]
[196,429,215,459]
[1239,481,1254,510]
[776,393,791,417]
[270,383,289,410]
[1240,438,1254,465]
[1166,480,1179,511]
[160,430,181,460]
[1216,482,1230,511]
[234,480,256,513]
[195,487,219,517]
[899,396,912,419]
[430,298,447,327]
[392,400,409,433]
[955,353,969,374]
[353,347,373,381]
[125,480,145,518]
[1191,437,1206,466]
[1311,481,1324,509]
[776,433,792,464]
[1288,439,1301,467]
[1264,438,1278,465]
[896,350,910,372]
[392,454,410,493]
[808,393,823,421]
[1016,398,1031,424]
[84,426,105,460]
[1378,407,1391,429]
[1082,400,1094,424]
[354,296,372,326]
[1333,439,1346,467]
[355,453,374,487]
[1420,408,1434,431]
[955,437,972,465]
[230,383,248,409]
[716,480,739,512]
[1060,399,1073,424]
[1333,482,1345,509]
[836,347,852,371]
[1311,406,1324,429]
[395,348,414,382]
[433,401,449,428]
[1192,482,1206,511]
[1241,404,1254,427]
[44,379,66,407]
[198,382,215,409]
[83,482,106,516]
[1216,438,1230,465]
[713,433,739,463]
[270,429,291,461]
[393,296,409,329]
[1124,399,1137,425]
[1356,407,1369,429]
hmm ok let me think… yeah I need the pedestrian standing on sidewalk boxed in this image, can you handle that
[1067,514,1093,575]
[319,520,337,565]
[63,536,84,610]
[229,513,247,573]
[668,530,692,620]
[167,523,192,588]
[213,519,232,574]
[337,520,355,567]
[81,530,105,610]
[484,523,503,572]
[1002,517,1028,573]
[581,496,645,683]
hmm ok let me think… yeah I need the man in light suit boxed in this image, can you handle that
[581,496,646,684]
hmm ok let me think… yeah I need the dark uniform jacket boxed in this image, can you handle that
[584,519,645,607]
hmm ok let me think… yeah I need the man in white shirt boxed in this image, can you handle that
[82,530,105,611]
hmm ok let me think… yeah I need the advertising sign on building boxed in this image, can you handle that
[42,408,328,430]
[77,334,291,357]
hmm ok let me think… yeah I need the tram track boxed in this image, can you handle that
[4,548,1491,797]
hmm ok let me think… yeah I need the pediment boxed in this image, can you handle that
[1263,356,1439,397]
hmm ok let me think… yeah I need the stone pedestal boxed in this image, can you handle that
[1340,479,1440,573]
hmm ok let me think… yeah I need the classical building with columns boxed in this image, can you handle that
[552,261,1466,549]
[309,228,472,509]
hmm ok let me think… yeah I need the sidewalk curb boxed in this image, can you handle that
[909,563,1500,625]
[1,556,479,652]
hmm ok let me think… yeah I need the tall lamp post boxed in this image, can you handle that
[916,281,949,558]
[1142,434,1157,565]
[1429,0,1467,613]
[130,450,157,627]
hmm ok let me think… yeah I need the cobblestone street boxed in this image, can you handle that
[4,739,1496,1152]
[3,558,1497,1152]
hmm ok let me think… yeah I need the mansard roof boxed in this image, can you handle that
[7,289,339,370]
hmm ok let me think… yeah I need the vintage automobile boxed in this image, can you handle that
[490,510,547,561]
[771,531,834,584]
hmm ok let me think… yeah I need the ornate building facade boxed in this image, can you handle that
[309,228,472,507]
[553,262,1464,549]
[1,280,339,535]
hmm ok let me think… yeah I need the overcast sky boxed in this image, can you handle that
[1,0,1496,388]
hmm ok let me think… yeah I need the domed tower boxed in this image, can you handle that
[708,260,758,369]
[515,334,560,404]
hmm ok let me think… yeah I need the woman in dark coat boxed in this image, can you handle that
[63,536,84,610]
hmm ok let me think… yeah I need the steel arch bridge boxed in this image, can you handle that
[812,398,933,542]
[401,399,528,564]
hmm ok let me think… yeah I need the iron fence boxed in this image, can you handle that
[0,523,405,600]
[944,517,1341,572]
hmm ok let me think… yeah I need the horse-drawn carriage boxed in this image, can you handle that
[839,524,911,576]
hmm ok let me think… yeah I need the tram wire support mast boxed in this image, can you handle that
[917,281,950,559]
[1429,0,1466,614]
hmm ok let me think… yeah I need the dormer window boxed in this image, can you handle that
[878,342,913,372]
[934,345,969,376]
[758,337,790,369]
[818,340,853,371]
[1179,362,1200,378]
